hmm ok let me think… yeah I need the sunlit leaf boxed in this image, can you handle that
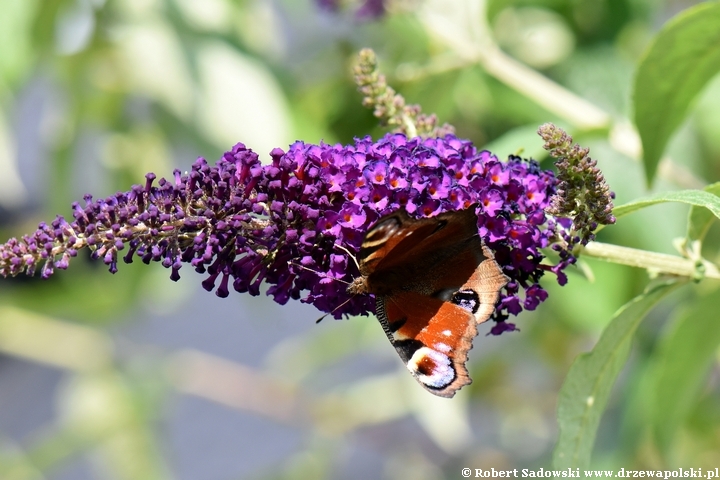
[613,190,720,221]
[634,2,720,184]
[686,182,720,242]
[553,280,681,469]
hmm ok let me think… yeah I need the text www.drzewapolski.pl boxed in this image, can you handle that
[461,468,718,478]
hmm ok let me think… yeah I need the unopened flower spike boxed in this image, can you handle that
[538,123,616,251]
[354,48,455,138]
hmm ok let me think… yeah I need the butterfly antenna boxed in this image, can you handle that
[315,294,356,323]
[335,243,361,271]
[290,262,351,286]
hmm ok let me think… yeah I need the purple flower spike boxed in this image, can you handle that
[0,133,575,331]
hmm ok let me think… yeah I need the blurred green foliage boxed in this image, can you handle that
[1,0,720,478]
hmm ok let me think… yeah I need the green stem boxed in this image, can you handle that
[581,241,720,280]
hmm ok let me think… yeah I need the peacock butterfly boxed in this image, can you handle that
[347,206,509,398]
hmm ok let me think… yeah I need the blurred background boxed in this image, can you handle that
[1,0,720,478]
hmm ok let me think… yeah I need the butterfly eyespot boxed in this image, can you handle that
[452,289,480,314]
[415,353,436,376]
[408,347,456,389]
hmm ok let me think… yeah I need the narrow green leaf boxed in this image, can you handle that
[552,280,681,469]
[651,290,720,453]
[687,182,720,242]
[613,190,720,221]
[633,2,720,184]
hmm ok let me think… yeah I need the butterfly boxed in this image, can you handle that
[347,206,509,398]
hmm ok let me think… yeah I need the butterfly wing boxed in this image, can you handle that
[357,208,480,280]
[377,293,477,396]
[358,207,508,398]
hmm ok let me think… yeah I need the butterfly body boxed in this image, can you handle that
[347,207,509,398]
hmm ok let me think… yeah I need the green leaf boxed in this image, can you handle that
[613,190,720,221]
[687,182,720,242]
[552,280,681,469]
[651,290,720,454]
[633,2,720,185]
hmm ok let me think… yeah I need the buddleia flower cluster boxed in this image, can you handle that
[1,133,578,333]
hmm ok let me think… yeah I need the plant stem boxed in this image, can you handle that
[581,241,720,280]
